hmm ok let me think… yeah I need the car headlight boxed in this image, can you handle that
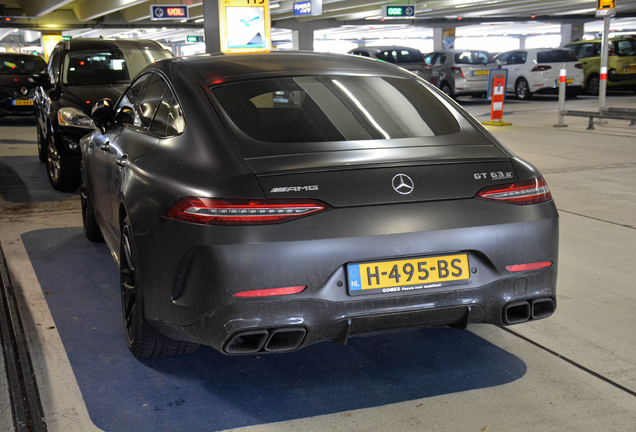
[58,107,96,129]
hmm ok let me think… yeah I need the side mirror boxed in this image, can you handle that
[115,106,134,125]
[91,98,115,131]
[29,73,54,90]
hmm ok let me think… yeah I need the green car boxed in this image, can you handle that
[565,36,636,95]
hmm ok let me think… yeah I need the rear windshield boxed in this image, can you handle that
[454,51,491,65]
[212,76,460,145]
[537,50,578,63]
[62,47,172,86]
[1,56,46,75]
[375,49,424,63]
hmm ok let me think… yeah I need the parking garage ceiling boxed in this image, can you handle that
[1,0,636,45]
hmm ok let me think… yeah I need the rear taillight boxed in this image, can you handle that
[451,66,464,77]
[575,63,583,69]
[476,177,552,205]
[531,65,552,72]
[608,49,615,56]
[164,198,330,225]
[235,286,306,297]
[506,262,553,272]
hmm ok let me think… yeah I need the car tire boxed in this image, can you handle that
[120,218,199,358]
[440,82,453,98]
[37,122,46,163]
[587,74,600,96]
[515,78,532,100]
[46,133,80,191]
[80,160,104,243]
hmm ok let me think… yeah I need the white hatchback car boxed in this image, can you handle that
[494,48,584,99]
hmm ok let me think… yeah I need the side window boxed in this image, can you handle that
[616,40,634,56]
[575,43,594,58]
[133,73,165,130]
[433,54,446,66]
[594,43,602,57]
[495,52,509,65]
[515,51,527,64]
[150,82,185,136]
[116,74,149,124]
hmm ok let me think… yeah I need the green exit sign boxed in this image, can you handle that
[62,36,71,40]
[381,5,415,18]
[186,36,203,43]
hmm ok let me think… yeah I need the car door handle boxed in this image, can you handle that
[116,154,130,167]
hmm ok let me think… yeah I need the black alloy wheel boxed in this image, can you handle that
[587,74,600,96]
[37,122,46,162]
[80,160,104,243]
[46,133,80,191]
[120,218,199,358]
[515,78,532,100]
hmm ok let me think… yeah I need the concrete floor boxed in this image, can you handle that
[1,93,635,431]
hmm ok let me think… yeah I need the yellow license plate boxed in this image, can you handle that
[626,66,636,72]
[12,99,33,106]
[347,253,470,295]
[556,79,574,84]
[473,70,489,76]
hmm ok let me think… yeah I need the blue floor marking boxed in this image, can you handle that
[0,156,79,203]
[22,228,526,432]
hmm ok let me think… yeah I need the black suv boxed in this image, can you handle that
[0,53,46,117]
[31,38,172,190]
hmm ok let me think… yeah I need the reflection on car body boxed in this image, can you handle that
[78,52,558,359]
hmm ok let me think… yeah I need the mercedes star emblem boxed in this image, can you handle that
[392,174,414,195]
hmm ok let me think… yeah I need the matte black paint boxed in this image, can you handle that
[81,51,559,355]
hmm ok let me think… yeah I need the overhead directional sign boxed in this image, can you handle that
[596,0,616,16]
[219,0,271,54]
[150,5,189,20]
[381,5,415,18]
[293,0,322,16]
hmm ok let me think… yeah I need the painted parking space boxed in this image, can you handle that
[22,227,526,432]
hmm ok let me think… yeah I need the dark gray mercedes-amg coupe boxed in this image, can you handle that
[75,51,558,358]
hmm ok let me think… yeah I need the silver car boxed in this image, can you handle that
[347,46,433,81]
[425,50,496,98]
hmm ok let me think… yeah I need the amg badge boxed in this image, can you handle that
[271,185,319,193]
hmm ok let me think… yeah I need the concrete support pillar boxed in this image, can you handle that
[519,37,526,49]
[203,0,221,53]
[560,21,585,46]
[292,26,314,51]
[433,28,443,51]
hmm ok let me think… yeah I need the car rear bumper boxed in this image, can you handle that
[133,198,559,354]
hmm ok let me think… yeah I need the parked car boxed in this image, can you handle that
[30,38,172,191]
[565,36,636,95]
[74,52,558,359]
[0,53,46,117]
[347,46,432,81]
[425,50,496,98]
[493,48,584,99]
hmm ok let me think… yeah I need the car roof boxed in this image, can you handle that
[0,52,44,59]
[170,51,411,82]
[59,38,167,52]
[567,36,635,44]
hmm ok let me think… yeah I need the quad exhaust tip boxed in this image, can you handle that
[503,297,555,324]
[225,327,307,354]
